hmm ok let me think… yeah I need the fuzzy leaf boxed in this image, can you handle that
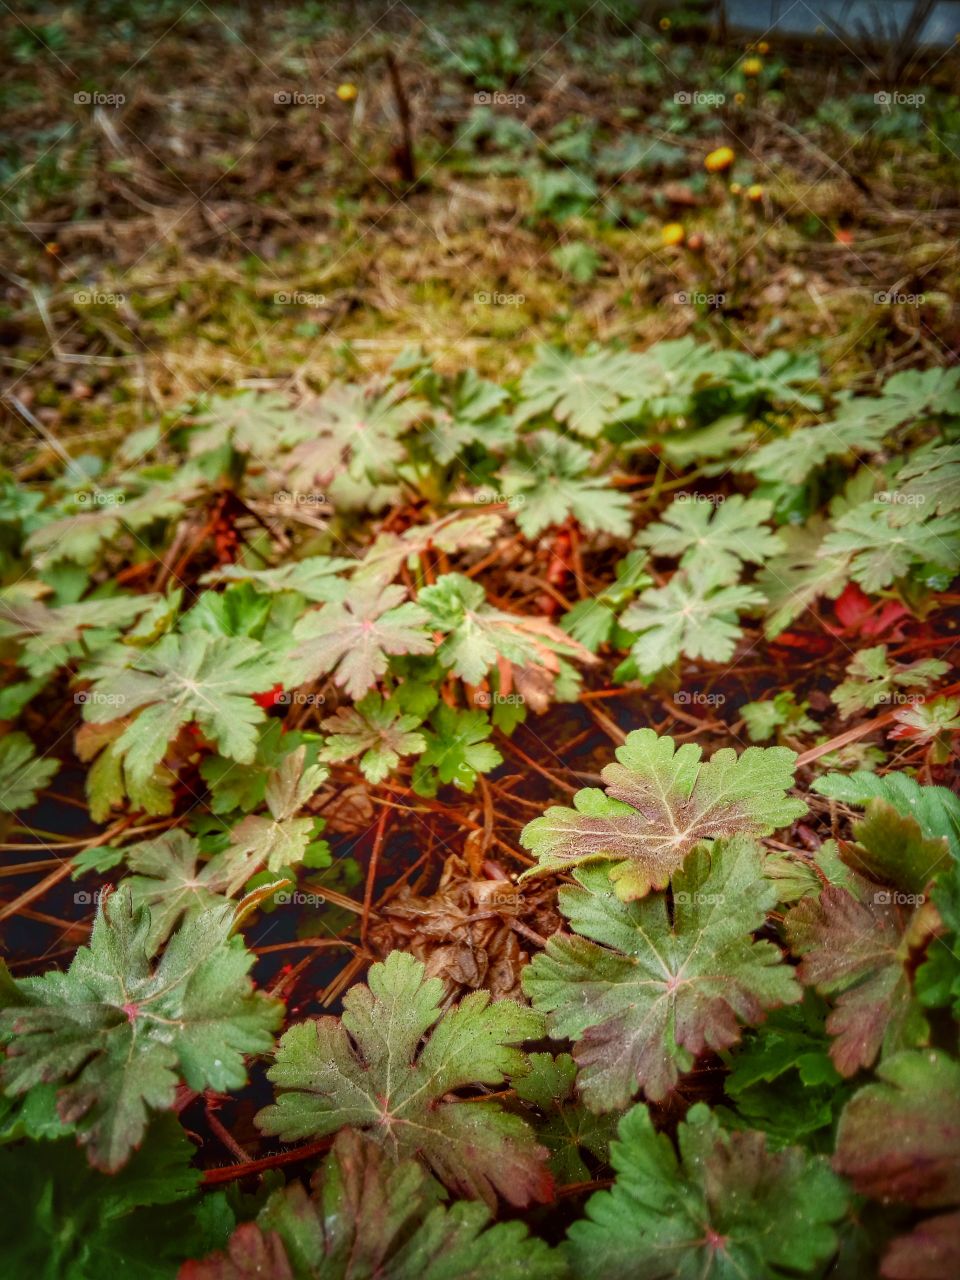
[319,692,425,783]
[566,1103,847,1279]
[291,583,432,699]
[500,432,632,537]
[418,571,592,692]
[517,346,641,437]
[812,772,960,859]
[0,731,59,813]
[783,805,942,1076]
[525,840,799,1109]
[638,495,783,584]
[83,630,286,787]
[227,746,327,872]
[413,704,503,794]
[0,594,161,677]
[834,1049,960,1207]
[620,573,765,676]
[180,1128,562,1280]
[0,886,282,1171]
[513,1051,617,1183]
[520,729,805,899]
[121,830,264,952]
[832,644,948,718]
[256,951,551,1208]
[0,1117,227,1280]
[201,556,353,602]
[822,501,960,592]
[757,517,849,637]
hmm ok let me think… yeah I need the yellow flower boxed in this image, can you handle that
[659,16,671,30]
[742,56,764,77]
[336,82,358,102]
[705,146,735,173]
[661,222,685,247]
[747,184,764,202]
[729,182,742,196]
[757,41,770,55]
[734,92,746,106]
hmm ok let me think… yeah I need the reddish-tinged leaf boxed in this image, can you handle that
[256,951,551,1208]
[881,1212,960,1280]
[520,729,806,900]
[180,1130,562,1280]
[834,1050,960,1206]
[524,838,801,1109]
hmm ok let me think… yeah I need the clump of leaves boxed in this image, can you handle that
[0,887,282,1170]
[256,950,552,1208]
[525,838,800,1109]
[181,1127,562,1280]
[566,1103,847,1279]
[520,729,805,899]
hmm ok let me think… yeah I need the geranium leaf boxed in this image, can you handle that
[565,1103,847,1279]
[412,704,503,795]
[520,729,805,899]
[291,583,432,699]
[418,571,593,694]
[500,432,632,537]
[255,950,552,1208]
[83,630,287,787]
[834,1049,960,1280]
[0,1116,228,1280]
[620,573,765,676]
[0,730,59,812]
[0,886,282,1171]
[638,494,784,585]
[319,692,426,784]
[783,805,941,1076]
[227,745,327,872]
[181,1128,562,1280]
[524,838,800,1108]
[121,829,264,953]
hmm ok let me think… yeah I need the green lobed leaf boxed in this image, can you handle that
[520,729,806,900]
[524,838,801,1109]
[255,950,551,1209]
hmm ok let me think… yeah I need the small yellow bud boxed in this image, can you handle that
[747,184,764,202]
[729,182,742,195]
[336,82,358,102]
[742,56,764,77]
[661,222,685,247]
[705,146,735,173]
[659,16,671,30]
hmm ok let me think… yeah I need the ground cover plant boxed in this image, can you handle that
[1,2,960,1277]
